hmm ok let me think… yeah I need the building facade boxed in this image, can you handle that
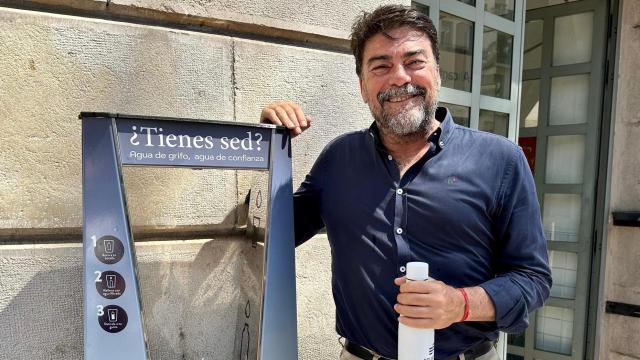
[0,0,638,359]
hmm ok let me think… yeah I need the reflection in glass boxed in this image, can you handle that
[543,193,581,243]
[479,110,509,137]
[481,27,513,99]
[520,79,540,128]
[485,0,515,20]
[440,102,470,127]
[507,332,525,346]
[545,135,585,184]
[553,12,594,66]
[411,2,429,15]
[536,306,574,355]
[523,20,543,70]
[527,0,580,10]
[550,74,590,125]
[549,250,578,298]
[439,12,474,92]
[518,136,536,174]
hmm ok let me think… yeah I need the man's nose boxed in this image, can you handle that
[389,64,411,87]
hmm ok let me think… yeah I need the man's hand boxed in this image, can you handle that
[394,277,465,329]
[260,101,311,137]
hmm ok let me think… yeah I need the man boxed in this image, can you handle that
[261,5,551,360]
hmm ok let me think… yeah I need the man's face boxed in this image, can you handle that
[359,26,441,137]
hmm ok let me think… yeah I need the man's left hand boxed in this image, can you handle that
[394,277,465,329]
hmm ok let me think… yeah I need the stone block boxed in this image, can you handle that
[108,0,394,39]
[607,353,640,360]
[0,237,264,359]
[0,8,236,232]
[233,38,373,188]
[604,227,640,304]
[606,313,640,359]
[610,0,640,211]
[295,235,339,360]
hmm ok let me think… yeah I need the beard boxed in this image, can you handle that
[369,83,438,137]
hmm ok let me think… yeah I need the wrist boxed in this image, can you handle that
[457,288,470,322]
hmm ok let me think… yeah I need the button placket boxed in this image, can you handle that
[394,185,410,277]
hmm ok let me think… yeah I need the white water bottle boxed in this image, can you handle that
[398,262,434,360]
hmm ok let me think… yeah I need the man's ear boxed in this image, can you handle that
[359,77,369,104]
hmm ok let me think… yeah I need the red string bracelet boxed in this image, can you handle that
[458,288,470,322]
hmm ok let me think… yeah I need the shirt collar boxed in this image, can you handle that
[367,106,454,153]
[435,106,455,145]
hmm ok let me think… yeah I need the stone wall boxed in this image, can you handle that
[599,0,640,359]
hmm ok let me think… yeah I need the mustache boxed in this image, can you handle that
[377,84,426,105]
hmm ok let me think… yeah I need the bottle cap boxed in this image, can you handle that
[406,262,429,281]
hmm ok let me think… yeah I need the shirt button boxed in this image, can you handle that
[400,266,406,273]
[388,154,393,160]
[396,228,403,235]
[439,140,445,148]
[396,188,404,195]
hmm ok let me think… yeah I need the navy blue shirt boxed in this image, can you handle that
[293,108,552,359]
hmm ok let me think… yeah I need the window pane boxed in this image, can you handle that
[507,332,525,346]
[440,102,470,127]
[479,110,509,137]
[506,355,524,360]
[549,250,578,299]
[553,12,594,66]
[458,0,476,5]
[481,27,513,99]
[543,193,581,243]
[527,0,580,10]
[485,0,515,20]
[523,20,543,70]
[549,74,590,126]
[545,135,585,184]
[411,2,429,15]
[536,306,574,355]
[518,137,536,174]
[520,79,540,128]
[439,13,474,92]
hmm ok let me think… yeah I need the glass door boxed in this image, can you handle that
[413,1,611,359]
[510,0,608,359]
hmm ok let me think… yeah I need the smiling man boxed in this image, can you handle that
[260,5,551,360]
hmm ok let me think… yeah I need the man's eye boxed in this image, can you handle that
[371,65,390,74]
[408,60,425,67]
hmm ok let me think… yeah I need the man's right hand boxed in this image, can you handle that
[260,101,311,137]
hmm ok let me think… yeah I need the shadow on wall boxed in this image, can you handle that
[0,257,84,358]
[0,236,263,360]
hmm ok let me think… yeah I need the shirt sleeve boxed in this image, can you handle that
[292,148,328,247]
[479,145,553,333]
